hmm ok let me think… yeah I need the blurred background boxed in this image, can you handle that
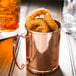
[22,0,64,2]
[22,0,64,7]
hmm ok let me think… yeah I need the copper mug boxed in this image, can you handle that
[14,20,61,74]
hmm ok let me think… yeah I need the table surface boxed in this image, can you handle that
[0,1,76,76]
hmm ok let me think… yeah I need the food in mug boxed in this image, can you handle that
[25,8,58,32]
[27,18,50,32]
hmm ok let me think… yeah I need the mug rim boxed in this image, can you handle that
[25,20,61,34]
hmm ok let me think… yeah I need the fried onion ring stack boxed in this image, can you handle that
[25,8,58,32]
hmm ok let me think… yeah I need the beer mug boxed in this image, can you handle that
[14,20,61,74]
[0,0,21,32]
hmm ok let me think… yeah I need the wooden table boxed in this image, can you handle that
[0,1,76,76]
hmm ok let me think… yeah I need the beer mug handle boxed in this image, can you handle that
[13,33,30,70]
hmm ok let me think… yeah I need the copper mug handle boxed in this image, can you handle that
[13,32,30,70]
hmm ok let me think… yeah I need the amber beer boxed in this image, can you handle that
[0,0,21,32]
[0,38,14,75]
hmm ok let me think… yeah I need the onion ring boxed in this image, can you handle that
[35,26,42,32]
[28,19,50,32]
[44,13,58,31]
[26,8,50,28]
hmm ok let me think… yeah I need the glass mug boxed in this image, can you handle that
[63,0,76,38]
[0,0,21,32]
[14,20,61,74]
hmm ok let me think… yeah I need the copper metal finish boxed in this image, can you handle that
[26,20,61,74]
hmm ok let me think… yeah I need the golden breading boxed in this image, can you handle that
[28,19,50,32]
[26,8,50,28]
[44,13,58,31]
